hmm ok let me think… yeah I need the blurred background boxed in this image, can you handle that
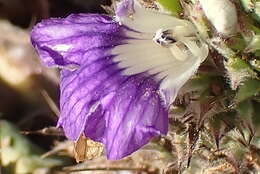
[0,0,110,131]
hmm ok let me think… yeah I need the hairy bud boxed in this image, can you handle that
[199,0,238,35]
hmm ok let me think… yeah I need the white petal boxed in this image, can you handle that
[119,1,194,33]
[158,55,201,106]
[112,0,209,106]
[111,37,208,106]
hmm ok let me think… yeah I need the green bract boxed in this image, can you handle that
[157,0,182,16]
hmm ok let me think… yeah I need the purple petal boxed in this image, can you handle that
[32,13,169,160]
[60,64,168,159]
[31,14,126,67]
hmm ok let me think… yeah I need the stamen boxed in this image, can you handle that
[153,29,176,47]
[152,28,207,62]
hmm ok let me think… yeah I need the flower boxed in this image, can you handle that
[31,0,208,160]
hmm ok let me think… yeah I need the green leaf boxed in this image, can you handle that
[240,0,260,22]
[236,78,260,102]
[245,35,260,53]
[254,2,260,21]
[230,58,250,70]
[255,50,260,56]
[240,0,256,13]
[227,36,247,51]
[157,0,182,16]
[187,74,223,91]
[250,24,260,34]
[236,99,254,121]
[252,101,260,128]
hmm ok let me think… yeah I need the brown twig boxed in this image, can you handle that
[59,166,149,173]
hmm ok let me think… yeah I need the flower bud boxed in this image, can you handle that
[199,0,238,35]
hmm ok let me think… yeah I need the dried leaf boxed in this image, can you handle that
[74,134,103,162]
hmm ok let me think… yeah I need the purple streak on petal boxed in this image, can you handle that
[116,0,135,18]
[31,13,169,160]
[59,56,168,159]
[60,60,168,159]
[103,75,168,159]
[31,14,127,67]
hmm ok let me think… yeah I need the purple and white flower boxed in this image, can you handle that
[31,0,208,160]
